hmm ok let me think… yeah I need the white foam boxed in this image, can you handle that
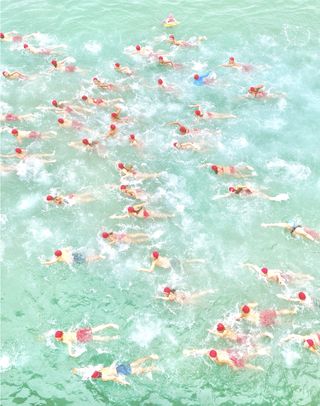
[84,41,102,55]
[266,159,311,181]
[130,318,162,348]
[0,354,11,372]
[281,348,300,367]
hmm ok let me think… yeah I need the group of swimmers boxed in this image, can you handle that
[1,14,319,385]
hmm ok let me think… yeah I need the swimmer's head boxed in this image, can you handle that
[229,56,235,62]
[54,249,62,257]
[194,74,199,80]
[128,206,135,213]
[52,99,58,107]
[158,56,164,61]
[15,147,23,154]
[58,118,64,125]
[55,330,63,340]
[211,165,218,173]
[241,304,250,314]
[93,77,98,82]
[91,371,102,379]
[120,185,127,190]
[217,323,225,332]
[158,78,163,85]
[163,287,171,296]
[118,162,125,170]
[81,95,88,101]
[114,63,120,68]
[195,110,202,117]
[101,232,110,239]
[249,86,255,93]
[229,186,236,193]
[305,339,315,349]
[173,142,178,148]
[46,195,54,201]
[129,134,135,141]
[135,45,141,51]
[0,33,4,39]
[11,128,18,136]
[82,138,89,145]
[51,59,58,68]
[152,251,159,260]
[179,126,187,134]
[209,349,217,358]
[298,291,306,301]
[23,43,28,49]
[111,112,118,119]
[261,267,268,275]
[2,71,8,77]
[110,124,116,131]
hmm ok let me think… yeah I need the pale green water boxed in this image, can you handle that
[1,0,320,405]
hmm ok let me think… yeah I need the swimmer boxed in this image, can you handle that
[118,184,147,201]
[68,138,106,156]
[157,78,176,93]
[193,72,216,86]
[73,354,159,384]
[167,121,202,135]
[237,303,297,327]
[129,44,155,57]
[81,95,124,108]
[158,56,182,69]
[138,251,171,273]
[261,222,320,242]
[208,322,273,344]
[241,263,314,286]
[92,77,119,91]
[116,162,161,181]
[49,99,91,115]
[128,133,141,147]
[101,231,149,245]
[183,347,268,371]
[50,59,82,73]
[7,127,56,143]
[110,203,174,220]
[280,333,320,354]
[110,106,130,124]
[168,34,206,47]
[45,192,96,207]
[245,85,285,99]
[157,286,215,304]
[105,124,118,138]
[173,141,203,151]
[192,106,237,120]
[213,185,289,201]
[23,43,64,55]
[0,147,55,163]
[54,324,119,357]
[221,56,253,72]
[0,31,38,42]
[276,291,315,308]
[163,14,180,27]
[114,62,133,76]
[41,247,105,266]
[201,164,255,178]
[57,117,90,132]
[0,113,34,122]
[2,70,28,80]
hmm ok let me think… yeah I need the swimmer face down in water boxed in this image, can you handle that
[68,138,106,156]
[49,99,91,116]
[237,303,297,327]
[213,185,289,201]
[192,105,237,120]
[118,184,147,200]
[200,164,255,178]
[73,354,160,384]
[157,78,177,93]
[114,62,133,76]
[241,263,314,286]
[101,230,149,245]
[138,251,171,273]
[261,222,320,242]
[173,141,204,151]
[0,148,56,163]
[81,94,124,107]
[208,322,273,344]
[168,34,206,47]
[128,133,142,147]
[50,58,83,73]
[245,85,285,99]
[116,162,161,181]
[221,56,253,72]
[23,43,64,55]
[2,70,29,80]
[158,56,183,69]
[110,203,174,220]
[0,31,38,42]
[167,121,202,136]
[92,77,120,91]
[54,324,119,357]
[41,247,105,266]
[157,286,215,304]
[57,117,90,132]
[45,192,96,206]
[6,127,56,144]
[280,333,320,355]
[0,113,35,122]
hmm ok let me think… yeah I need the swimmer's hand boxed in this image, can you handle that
[150,354,159,360]
[138,268,153,273]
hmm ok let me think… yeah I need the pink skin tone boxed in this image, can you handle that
[23,43,64,55]
[114,63,133,76]
[8,128,56,144]
[81,95,124,107]
[110,203,174,220]
[157,79,176,93]
[237,303,296,326]
[245,85,285,99]
[157,288,214,304]
[57,118,90,132]
[50,100,91,116]
[167,121,202,135]
[158,56,182,69]
[208,323,273,343]
[192,105,237,120]
[49,59,83,73]
[280,333,320,355]
[45,192,95,206]
[0,148,55,163]
[40,247,105,266]
[221,57,253,72]
[101,231,149,245]
[118,185,147,200]
[0,113,34,122]
[261,222,320,242]
[200,163,255,177]
[173,141,203,151]
[168,34,206,47]
[0,32,37,42]
[2,71,28,80]
[92,77,120,91]
[117,164,161,181]
[213,186,289,201]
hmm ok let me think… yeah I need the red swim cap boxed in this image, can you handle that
[93,77,98,81]
[173,142,178,148]
[101,232,109,239]
[129,134,135,140]
[211,165,218,173]
[11,128,18,135]
[229,186,236,193]
[120,185,127,190]
[54,249,62,257]
[152,251,159,259]
[158,79,163,85]
[305,339,315,348]
[23,43,28,49]
[128,206,135,213]
[82,138,89,145]
[261,267,268,274]
[0,33,4,39]
[110,124,116,130]
[58,118,64,124]
[115,63,120,68]
[229,56,235,61]
[209,349,217,358]
[55,330,63,339]
[242,305,250,314]
[194,74,199,80]
[135,45,141,51]
[51,59,57,67]
[163,287,171,295]
[52,99,58,107]
[46,195,54,201]
[118,162,124,170]
[91,371,102,379]
[81,95,88,101]
[2,71,8,76]
[15,147,22,154]
[298,291,306,301]
[111,112,118,119]
[179,126,187,134]
[195,110,201,116]
[159,56,163,61]
[249,86,255,92]
[217,323,225,332]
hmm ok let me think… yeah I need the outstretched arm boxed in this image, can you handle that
[261,222,291,230]
[110,213,129,219]
[183,348,209,357]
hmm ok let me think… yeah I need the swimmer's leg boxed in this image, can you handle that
[132,365,160,375]
[276,308,297,316]
[92,335,119,342]
[86,254,105,263]
[91,323,119,333]
[244,363,264,371]
[131,354,159,368]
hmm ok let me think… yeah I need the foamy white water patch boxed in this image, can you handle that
[266,159,311,181]
[130,317,162,347]
[17,194,40,211]
[281,348,301,367]
[84,41,102,54]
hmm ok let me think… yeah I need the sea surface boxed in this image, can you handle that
[1,0,320,405]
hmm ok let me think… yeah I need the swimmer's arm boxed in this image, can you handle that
[110,213,129,219]
[261,223,291,230]
[0,153,15,158]
[41,257,58,265]
[183,348,209,357]
[155,296,170,301]
[68,141,83,150]
[241,263,260,273]
[248,302,258,308]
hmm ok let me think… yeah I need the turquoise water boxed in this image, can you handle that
[1,0,320,405]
